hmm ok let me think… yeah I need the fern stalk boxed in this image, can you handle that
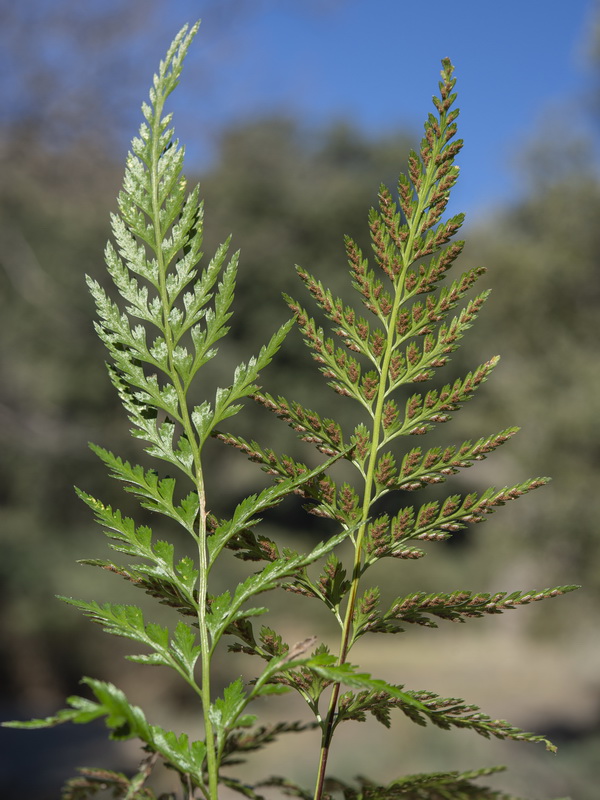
[145,39,218,797]
[312,61,464,800]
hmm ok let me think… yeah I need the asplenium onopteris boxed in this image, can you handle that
[3,21,577,800]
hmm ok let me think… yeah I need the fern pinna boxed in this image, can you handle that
[3,22,577,800]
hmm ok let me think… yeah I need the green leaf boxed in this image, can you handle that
[170,620,201,674]
[88,444,200,533]
[59,598,170,656]
[58,598,202,683]
[75,491,199,614]
[252,391,347,457]
[5,677,207,784]
[316,554,351,611]
[208,317,296,435]
[403,688,559,752]
[390,357,501,438]
[332,677,559,752]
[2,697,106,730]
[79,556,198,619]
[305,657,421,706]
[209,678,251,745]
[24,31,577,800]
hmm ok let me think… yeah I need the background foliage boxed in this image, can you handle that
[1,3,598,799]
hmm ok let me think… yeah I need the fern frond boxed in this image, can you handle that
[252,391,347,456]
[353,585,579,636]
[57,599,200,681]
[88,444,200,531]
[11,678,208,789]
[78,557,198,618]
[61,766,157,800]
[335,682,558,752]
[322,767,532,800]
[388,478,548,544]
[393,428,519,490]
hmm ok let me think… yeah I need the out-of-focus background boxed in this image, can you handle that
[1,1,599,798]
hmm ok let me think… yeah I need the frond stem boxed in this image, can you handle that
[313,95,453,800]
[313,277,402,800]
[149,87,218,799]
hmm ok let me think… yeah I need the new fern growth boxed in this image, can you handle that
[4,22,578,800]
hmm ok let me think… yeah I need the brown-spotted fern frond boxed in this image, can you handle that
[222,58,575,800]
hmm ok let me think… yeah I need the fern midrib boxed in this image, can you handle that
[149,89,218,800]
[312,280,404,800]
[314,117,450,800]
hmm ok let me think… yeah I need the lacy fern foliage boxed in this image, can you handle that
[3,22,577,800]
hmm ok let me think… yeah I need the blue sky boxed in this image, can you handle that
[152,0,597,222]
[5,2,595,221]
